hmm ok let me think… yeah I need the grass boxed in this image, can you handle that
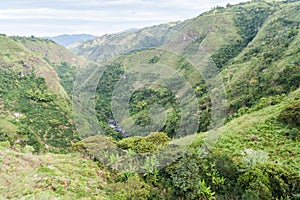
[172,88,300,171]
[0,148,109,199]
[0,117,18,136]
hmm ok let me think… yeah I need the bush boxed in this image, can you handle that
[278,100,300,128]
[117,136,142,150]
[118,137,157,153]
[117,132,169,153]
[144,132,170,147]
[238,162,300,200]
[134,140,157,153]
[242,190,260,200]
[108,176,151,200]
[241,149,269,168]
[22,145,35,153]
[170,152,209,199]
[0,141,10,150]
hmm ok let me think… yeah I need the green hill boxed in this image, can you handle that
[70,1,300,199]
[0,0,300,199]
[74,0,300,136]
[0,35,91,152]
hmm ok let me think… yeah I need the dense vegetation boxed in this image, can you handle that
[0,0,300,199]
[0,69,77,152]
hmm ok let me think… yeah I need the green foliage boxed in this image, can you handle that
[212,4,272,69]
[0,149,109,199]
[0,69,76,152]
[213,153,241,195]
[53,62,77,94]
[241,190,260,200]
[0,141,10,150]
[1,1,300,199]
[108,176,151,200]
[129,87,180,138]
[142,155,160,184]
[212,40,247,69]
[117,132,169,154]
[22,145,35,153]
[238,163,300,200]
[26,88,54,102]
[71,141,86,152]
[96,63,124,120]
[144,132,170,147]
[225,4,300,113]
[117,136,157,153]
[278,100,300,129]
[117,136,142,149]
[148,55,160,64]
[0,129,15,145]
[198,179,215,200]
[171,153,203,199]
[169,152,217,199]
[227,94,286,122]
[166,152,238,199]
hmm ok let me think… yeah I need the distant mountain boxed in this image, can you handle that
[44,34,97,48]
[117,28,139,34]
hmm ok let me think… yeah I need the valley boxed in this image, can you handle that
[0,0,300,199]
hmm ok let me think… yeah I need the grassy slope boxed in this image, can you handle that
[0,36,90,152]
[171,87,300,172]
[74,1,299,113]
[74,0,300,172]
[169,1,300,171]
[71,23,180,63]
[0,0,300,199]
[0,147,108,199]
[213,87,299,170]
[0,36,68,98]
[223,1,300,111]
[0,37,110,199]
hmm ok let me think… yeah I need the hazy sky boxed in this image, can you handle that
[0,0,249,37]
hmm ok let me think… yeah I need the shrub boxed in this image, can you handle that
[0,141,10,150]
[108,176,151,200]
[117,132,169,153]
[278,100,300,129]
[170,152,207,199]
[144,132,170,147]
[117,136,142,150]
[22,145,35,153]
[238,162,300,200]
[134,140,157,153]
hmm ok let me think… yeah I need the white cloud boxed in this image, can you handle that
[0,8,184,22]
[0,0,250,36]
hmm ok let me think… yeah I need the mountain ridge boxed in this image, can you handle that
[43,34,98,48]
[0,0,299,199]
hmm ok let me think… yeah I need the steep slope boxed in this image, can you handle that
[171,87,300,171]
[0,1,299,199]
[73,0,299,131]
[71,2,300,198]
[0,146,108,199]
[16,36,87,94]
[0,36,92,152]
[0,36,67,98]
[223,2,300,112]
[71,22,181,63]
